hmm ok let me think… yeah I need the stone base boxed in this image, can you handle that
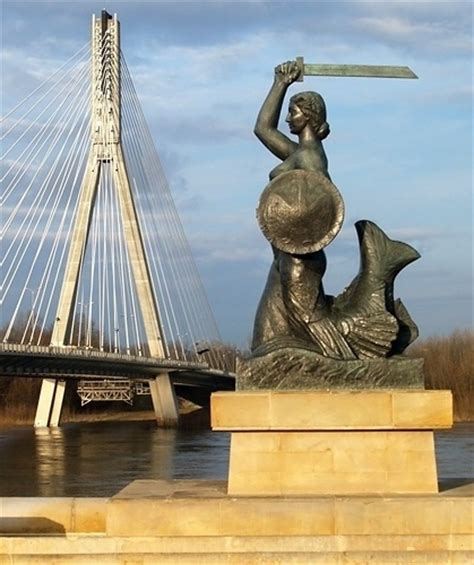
[228,430,440,495]
[106,479,473,537]
[237,348,424,389]
[211,390,452,496]
[2,480,472,563]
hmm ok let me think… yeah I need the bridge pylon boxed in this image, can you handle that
[34,11,179,428]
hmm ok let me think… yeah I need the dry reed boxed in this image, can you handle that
[408,329,473,421]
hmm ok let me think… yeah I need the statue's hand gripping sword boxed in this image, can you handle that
[295,56,418,81]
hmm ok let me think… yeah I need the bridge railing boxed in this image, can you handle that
[0,342,235,376]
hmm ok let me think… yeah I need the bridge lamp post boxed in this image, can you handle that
[176,332,190,359]
[120,313,136,356]
[78,300,95,348]
[25,287,39,344]
[195,342,210,356]
[114,327,120,354]
[77,301,85,347]
[86,301,94,349]
[222,352,236,373]
[195,341,212,368]
[77,301,93,348]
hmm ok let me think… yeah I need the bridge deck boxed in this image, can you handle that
[0,344,235,392]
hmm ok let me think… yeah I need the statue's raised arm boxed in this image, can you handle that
[253,61,300,161]
[254,60,331,181]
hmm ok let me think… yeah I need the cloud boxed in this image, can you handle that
[132,33,268,81]
[2,1,471,344]
[144,111,251,146]
[192,229,268,264]
[354,13,472,56]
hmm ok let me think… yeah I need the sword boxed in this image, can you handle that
[295,56,418,81]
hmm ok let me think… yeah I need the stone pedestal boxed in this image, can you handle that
[211,389,452,496]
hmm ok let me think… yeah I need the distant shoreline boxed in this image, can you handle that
[0,405,211,430]
[1,330,472,427]
[0,407,471,431]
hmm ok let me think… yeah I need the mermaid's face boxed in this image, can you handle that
[286,103,307,134]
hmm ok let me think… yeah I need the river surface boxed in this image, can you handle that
[0,421,472,497]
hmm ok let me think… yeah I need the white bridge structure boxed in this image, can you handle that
[77,379,138,406]
[1,11,235,427]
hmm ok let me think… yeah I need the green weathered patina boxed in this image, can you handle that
[295,56,418,80]
[244,59,423,389]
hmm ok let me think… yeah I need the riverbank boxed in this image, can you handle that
[0,404,211,430]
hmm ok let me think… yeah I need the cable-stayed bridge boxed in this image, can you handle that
[0,11,235,427]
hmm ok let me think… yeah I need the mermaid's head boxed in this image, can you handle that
[288,91,330,140]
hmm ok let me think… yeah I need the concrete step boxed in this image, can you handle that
[1,534,473,558]
[2,480,472,563]
[107,479,474,538]
[1,549,473,564]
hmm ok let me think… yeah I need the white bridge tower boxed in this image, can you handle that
[34,11,179,428]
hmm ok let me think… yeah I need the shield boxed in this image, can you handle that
[257,170,344,254]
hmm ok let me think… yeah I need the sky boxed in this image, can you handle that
[2,0,472,347]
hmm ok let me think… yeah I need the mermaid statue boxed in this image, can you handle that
[238,61,424,389]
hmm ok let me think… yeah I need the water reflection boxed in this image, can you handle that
[0,421,471,497]
[434,423,474,479]
[35,428,65,497]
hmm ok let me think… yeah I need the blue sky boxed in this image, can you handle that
[2,1,472,346]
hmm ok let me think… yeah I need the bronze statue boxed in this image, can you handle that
[239,61,423,389]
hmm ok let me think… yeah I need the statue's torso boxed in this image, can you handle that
[253,143,332,352]
[269,146,329,180]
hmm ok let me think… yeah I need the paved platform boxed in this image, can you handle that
[1,480,472,563]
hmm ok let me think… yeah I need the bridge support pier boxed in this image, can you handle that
[34,379,66,428]
[49,380,66,427]
[149,373,179,427]
[34,379,56,428]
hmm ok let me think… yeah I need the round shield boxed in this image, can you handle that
[257,170,344,254]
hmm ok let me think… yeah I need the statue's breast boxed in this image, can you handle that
[269,148,329,180]
[269,155,296,180]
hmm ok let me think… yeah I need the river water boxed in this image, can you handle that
[0,421,472,497]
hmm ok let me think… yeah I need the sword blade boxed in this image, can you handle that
[302,63,418,80]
